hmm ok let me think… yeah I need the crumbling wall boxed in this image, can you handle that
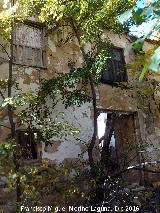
[96,33,160,182]
[0,22,160,173]
[42,102,93,163]
[0,25,94,163]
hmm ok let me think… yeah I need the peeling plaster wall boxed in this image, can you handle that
[41,33,83,80]
[42,32,160,167]
[0,24,160,170]
[39,29,92,163]
[42,102,93,163]
[0,26,92,163]
[12,65,40,90]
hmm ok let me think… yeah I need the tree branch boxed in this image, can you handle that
[113,161,160,178]
[0,43,10,59]
[0,124,11,129]
[0,90,5,100]
[71,20,98,167]
[88,75,98,167]
[7,23,16,137]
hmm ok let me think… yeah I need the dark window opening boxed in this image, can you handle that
[16,130,41,160]
[100,48,127,85]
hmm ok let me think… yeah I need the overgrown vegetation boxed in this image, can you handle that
[0,0,160,212]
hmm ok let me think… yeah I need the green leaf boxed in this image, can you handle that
[132,38,145,52]
[139,63,149,81]
[148,47,160,72]
[132,8,145,24]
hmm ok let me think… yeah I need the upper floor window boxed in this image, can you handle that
[100,48,127,85]
[13,22,46,68]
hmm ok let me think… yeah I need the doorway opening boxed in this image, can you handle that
[97,111,139,176]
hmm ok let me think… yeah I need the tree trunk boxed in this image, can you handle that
[8,21,21,204]
[88,75,98,168]
[71,21,98,167]
[101,113,116,169]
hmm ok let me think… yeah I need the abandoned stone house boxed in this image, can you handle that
[0,3,160,185]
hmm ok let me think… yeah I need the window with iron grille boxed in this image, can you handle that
[100,48,127,85]
[13,22,46,68]
[16,129,41,160]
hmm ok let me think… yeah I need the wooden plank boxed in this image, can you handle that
[13,23,46,68]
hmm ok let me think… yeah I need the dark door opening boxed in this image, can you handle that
[97,112,139,178]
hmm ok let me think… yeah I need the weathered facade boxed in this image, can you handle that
[0,2,160,184]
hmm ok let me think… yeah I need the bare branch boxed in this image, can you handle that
[0,90,5,100]
[131,167,160,174]
[0,124,11,129]
[0,43,10,59]
[0,56,9,62]
[113,160,160,178]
